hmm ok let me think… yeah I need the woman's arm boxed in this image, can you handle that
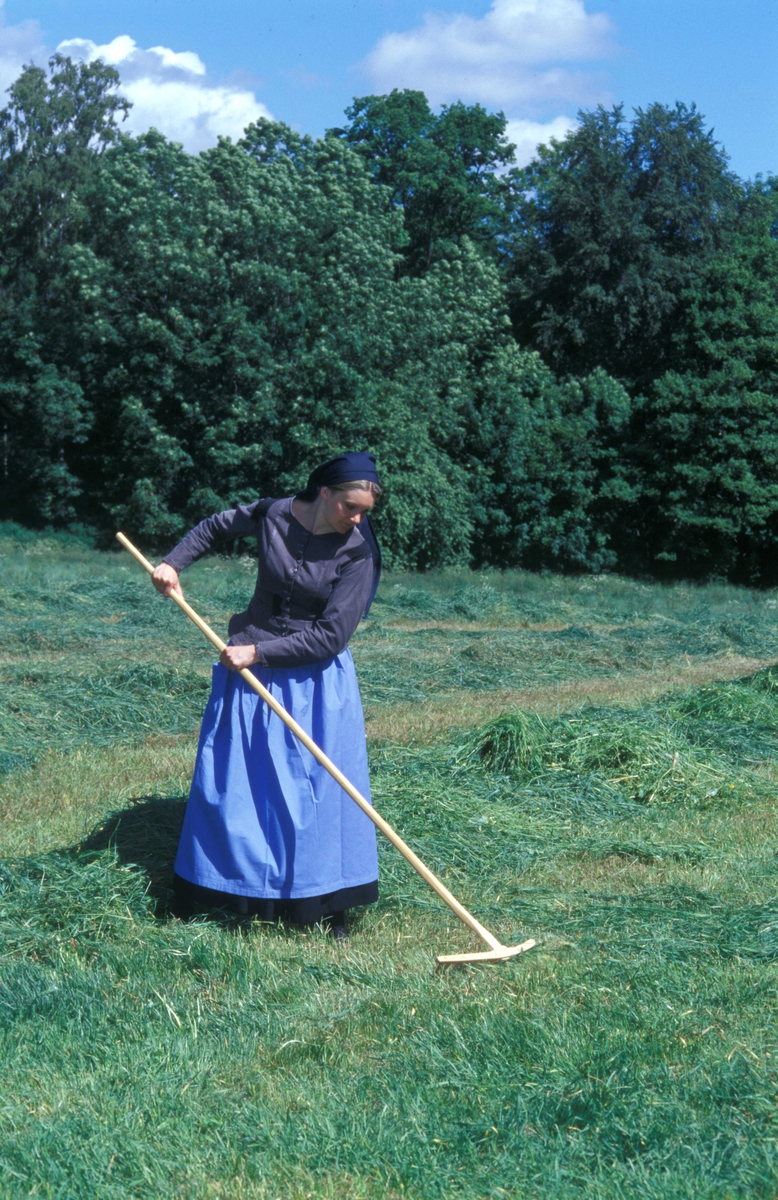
[162,505,262,574]
[151,504,263,604]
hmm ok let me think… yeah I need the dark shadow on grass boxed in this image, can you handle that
[77,794,186,916]
[70,801,379,940]
[71,797,345,938]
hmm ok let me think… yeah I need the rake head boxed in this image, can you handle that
[436,937,537,966]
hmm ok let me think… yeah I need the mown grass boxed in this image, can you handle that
[2,524,778,1197]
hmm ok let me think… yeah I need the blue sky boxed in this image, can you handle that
[2,0,775,177]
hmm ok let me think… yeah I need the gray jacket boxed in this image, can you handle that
[163,497,373,667]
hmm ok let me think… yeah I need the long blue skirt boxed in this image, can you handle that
[174,651,379,899]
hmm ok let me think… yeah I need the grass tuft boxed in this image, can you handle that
[462,708,548,773]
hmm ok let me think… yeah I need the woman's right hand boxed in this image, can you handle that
[152,562,183,598]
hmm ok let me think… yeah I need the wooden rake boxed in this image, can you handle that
[117,532,536,966]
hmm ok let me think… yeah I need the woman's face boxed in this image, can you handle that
[319,487,375,535]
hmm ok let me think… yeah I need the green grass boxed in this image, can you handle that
[2,528,778,1197]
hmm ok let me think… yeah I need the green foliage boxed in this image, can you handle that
[622,185,778,580]
[334,89,514,273]
[0,57,129,524]
[74,124,502,562]
[506,102,740,390]
[1,61,777,583]
[470,347,636,571]
[0,52,129,256]
[0,75,517,566]
[503,104,778,580]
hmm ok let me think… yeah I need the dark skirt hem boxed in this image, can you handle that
[173,872,378,923]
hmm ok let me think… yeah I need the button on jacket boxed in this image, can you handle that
[163,497,373,667]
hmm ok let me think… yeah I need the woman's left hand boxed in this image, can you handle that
[220,644,260,672]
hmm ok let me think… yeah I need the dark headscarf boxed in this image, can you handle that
[297,452,380,502]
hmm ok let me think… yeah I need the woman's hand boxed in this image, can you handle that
[220,644,260,672]
[152,562,183,598]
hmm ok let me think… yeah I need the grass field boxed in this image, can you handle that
[2,522,778,1198]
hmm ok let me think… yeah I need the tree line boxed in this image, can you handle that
[1,57,777,579]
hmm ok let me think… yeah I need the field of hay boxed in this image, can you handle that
[2,523,778,1199]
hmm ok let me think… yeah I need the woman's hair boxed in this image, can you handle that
[326,479,382,497]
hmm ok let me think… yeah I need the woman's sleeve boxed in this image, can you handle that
[255,553,373,668]
[162,506,259,572]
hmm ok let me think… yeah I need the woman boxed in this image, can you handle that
[152,452,382,941]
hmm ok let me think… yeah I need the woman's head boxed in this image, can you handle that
[298,452,381,503]
[297,454,381,536]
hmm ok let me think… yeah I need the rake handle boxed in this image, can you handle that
[116,532,502,952]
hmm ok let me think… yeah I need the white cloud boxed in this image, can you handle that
[363,0,616,109]
[57,35,273,153]
[506,115,578,165]
[0,1,47,99]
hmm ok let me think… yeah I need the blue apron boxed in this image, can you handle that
[174,651,378,898]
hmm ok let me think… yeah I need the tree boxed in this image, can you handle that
[0,53,129,257]
[622,180,778,580]
[333,90,514,273]
[6,63,777,585]
[57,118,509,566]
[506,103,741,390]
[468,345,635,572]
[0,55,129,523]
